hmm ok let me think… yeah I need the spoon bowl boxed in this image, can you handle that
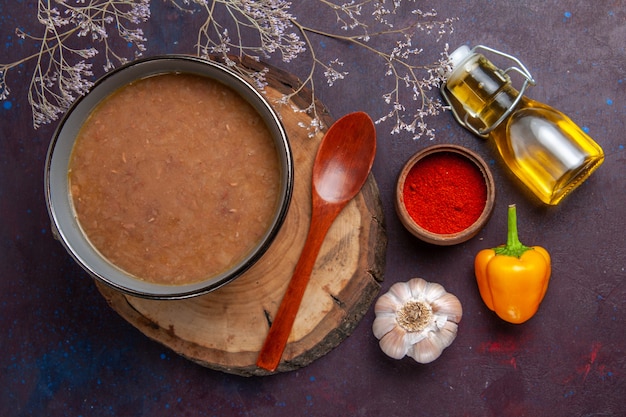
[256,111,376,372]
[312,114,377,202]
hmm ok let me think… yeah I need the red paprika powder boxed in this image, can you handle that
[402,152,487,234]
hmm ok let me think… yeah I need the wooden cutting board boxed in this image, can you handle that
[96,57,387,376]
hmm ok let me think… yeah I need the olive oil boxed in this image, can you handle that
[442,45,604,205]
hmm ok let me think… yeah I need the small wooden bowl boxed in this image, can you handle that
[395,144,495,245]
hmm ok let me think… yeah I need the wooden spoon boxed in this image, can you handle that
[256,111,377,372]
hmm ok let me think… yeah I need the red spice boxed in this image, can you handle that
[402,152,487,234]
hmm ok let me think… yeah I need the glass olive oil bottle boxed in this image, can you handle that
[442,45,604,205]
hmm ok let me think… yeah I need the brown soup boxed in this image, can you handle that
[69,73,281,285]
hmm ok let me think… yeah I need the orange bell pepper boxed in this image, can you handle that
[474,204,551,324]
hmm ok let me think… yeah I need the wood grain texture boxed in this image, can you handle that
[256,111,377,372]
[96,57,387,376]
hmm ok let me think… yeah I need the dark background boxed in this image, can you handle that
[1,1,624,416]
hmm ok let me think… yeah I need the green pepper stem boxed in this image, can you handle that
[493,204,531,258]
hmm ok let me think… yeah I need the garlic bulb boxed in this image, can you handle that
[372,278,462,363]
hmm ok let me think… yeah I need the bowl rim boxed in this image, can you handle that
[395,144,495,246]
[44,55,294,299]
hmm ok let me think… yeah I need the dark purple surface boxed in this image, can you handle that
[1,1,624,416]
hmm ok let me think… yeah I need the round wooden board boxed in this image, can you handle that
[96,57,387,376]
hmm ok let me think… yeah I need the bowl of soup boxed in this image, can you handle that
[45,55,294,299]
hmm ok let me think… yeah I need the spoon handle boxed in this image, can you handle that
[256,201,343,372]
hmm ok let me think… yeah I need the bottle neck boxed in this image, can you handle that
[446,53,520,135]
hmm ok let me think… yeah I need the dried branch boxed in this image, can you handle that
[2,0,455,139]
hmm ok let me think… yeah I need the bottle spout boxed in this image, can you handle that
[448,45,472,69]
[439,45,472,79]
